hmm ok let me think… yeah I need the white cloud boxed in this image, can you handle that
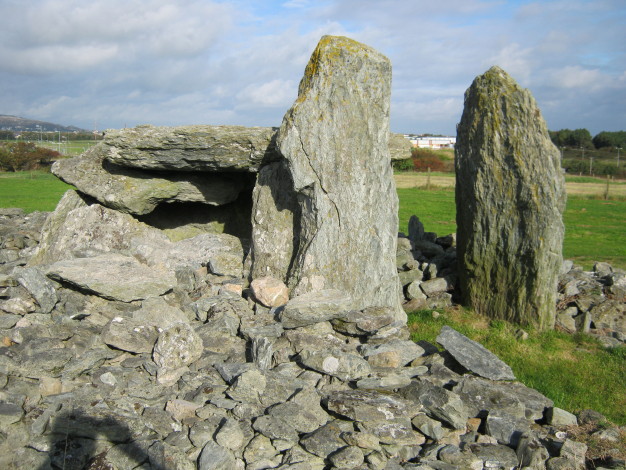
[236,79,298,108]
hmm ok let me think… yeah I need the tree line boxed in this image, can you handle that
[549,129,626,150]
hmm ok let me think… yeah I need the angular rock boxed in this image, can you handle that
[46,254,176,302]
[399,380,470,430]
[298,348,371,381]
[300,421,347,459]
[198,441,236,470]
[102,317,159,354]
[153,322,204,385]
[327,390,421,422]
[485,412,530,447]
[547,407,578,426]
[52,143,246,215]
[251,35,404,320]
[359,339,425,368]
[13,267,58,313]
[249,161,299,281]
[331,306,397,336]
[279,289,352,328]
[436,326,515,381]
[250,276,289,308]
[455,66,566,329]
[453,376,552,421]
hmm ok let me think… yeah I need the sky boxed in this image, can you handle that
[0,0,624,136]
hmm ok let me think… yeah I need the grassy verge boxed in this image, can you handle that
[408,308,626,425]
[0,171,73,212]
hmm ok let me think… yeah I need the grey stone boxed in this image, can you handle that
[359,339,425,368]
[330,306,397,336]
[46,254,176,302]
[268,400,329,434]
[485,412,531,447]
[558,439,587,470]
[251,337,273,370]
[251,35,404,320]
[467,443,519,469]
[436,326,515,380]
[516,434,550,469]
[249,161,300,281]
[226,369,266,403]
[453,376,552,421]
[406,280,428,301]
[298,348,371,381]
[399,380,470,430]
[244,434,281,469]
[153,322,204,385]
[13,266,58,313]
[104,124,278,172]
[547,407,578,426]
[300,421,347,459]
[215,418,245,451]
[30,196,170,265]
[455,66,565,329]
[279,289,352,328]
[355,374,412,391]
[420,278,449,296]
[253,414,299,443]
[198,441,237,470]
[102,317,159,353]
[0,401,24,427]
[52,143,246,215]
[329,445,365,469]
[327,390,421,422]
[411,413,445,441]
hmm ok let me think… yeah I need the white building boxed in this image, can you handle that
[408,136,456,149]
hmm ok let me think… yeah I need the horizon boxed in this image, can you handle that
[1,0,624,135]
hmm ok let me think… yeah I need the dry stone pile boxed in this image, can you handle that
[0,36,624,470]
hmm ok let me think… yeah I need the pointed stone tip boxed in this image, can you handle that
[482,65,514,83]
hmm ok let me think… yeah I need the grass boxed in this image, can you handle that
[34,139,99,157]
[397,186,626,270]
[0,171,73,212]
[408,308,626,425]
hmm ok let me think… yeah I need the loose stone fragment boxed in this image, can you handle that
[399,380,470,430]
[436,326,515,381]
[250,276,289,307]
[197,441,236,470]
[13,267,58,313]
[279,289,352,328]
[298,348,371,381]
[153,322,203,385]
[455,66,565,329]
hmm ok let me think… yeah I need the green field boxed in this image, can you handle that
[0,171,74,212]
[1,171,625,269]
[36,139,99,157]
[398,187,626,270]
[408,309,626,425]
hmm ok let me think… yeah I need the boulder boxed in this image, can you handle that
[279,289,352,328]
[251,35,404,320]
[455,66,566,329]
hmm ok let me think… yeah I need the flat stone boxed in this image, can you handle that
[327,390,421,422]
[46,254,176,302]
[547,407,578,426]
[331,306,397,336]
[279,289,353,328]
[359,339,425,368]
[298,348,371,381]
[53,143,247,215]
[436,326,515,381]
[153,322,204,385]
[102,317,159,354]
[198,441,236,470]
[399,380,470,430]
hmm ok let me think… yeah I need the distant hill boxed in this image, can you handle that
[0,115,87,133]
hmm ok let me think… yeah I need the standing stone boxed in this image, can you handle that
[250,35,403,320]
[455,66,565,329]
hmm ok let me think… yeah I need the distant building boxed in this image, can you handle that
[408,136,456,149]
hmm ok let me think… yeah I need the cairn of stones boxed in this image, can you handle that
[0,36,624,470]
[455,66,566,330]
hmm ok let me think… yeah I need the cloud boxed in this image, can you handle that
[0,0,624,135]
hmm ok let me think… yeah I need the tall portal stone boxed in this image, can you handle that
[455,66,566,329]
[250,35,403,320]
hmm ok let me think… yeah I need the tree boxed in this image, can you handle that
[593,131,626,149]
[549,128,593,148]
